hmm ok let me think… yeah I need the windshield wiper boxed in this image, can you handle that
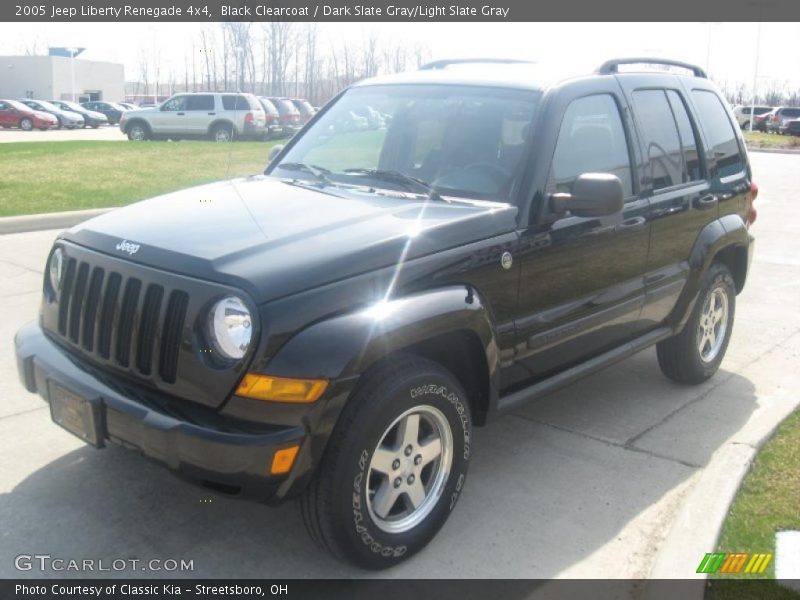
[343,168,449,203]
[277,162,333,185]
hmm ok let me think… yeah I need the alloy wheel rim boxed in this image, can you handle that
[131,126,144,140]
[21,120,32,130]
[366,404,453,534]
[215,129,231,142]
[697,285,729,363]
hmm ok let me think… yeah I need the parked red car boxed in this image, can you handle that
[0,99,58,131]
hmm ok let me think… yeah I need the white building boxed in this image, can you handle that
[0,55,124,102]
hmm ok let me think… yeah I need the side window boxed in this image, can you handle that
[548,94,633,198]
[222,95,250,111]
[161,96,187,112]
[666,91,702,182]
[0,101,7,111]
[186,95,214,111]
[632,89,684,190]
[691,90,744,178]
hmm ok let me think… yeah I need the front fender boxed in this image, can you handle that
[673,214,750,331]
[264,285,500,385]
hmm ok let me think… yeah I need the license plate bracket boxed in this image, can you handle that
[48,382,104,448]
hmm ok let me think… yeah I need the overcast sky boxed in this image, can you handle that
[1,22,799,92]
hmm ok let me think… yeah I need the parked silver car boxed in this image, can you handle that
[732,104,773,129]
[119,92,267,142]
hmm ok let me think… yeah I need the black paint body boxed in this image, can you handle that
[15,67,755,503]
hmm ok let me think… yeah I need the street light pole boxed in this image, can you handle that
[69,47,76,102]
[749,21,762,132]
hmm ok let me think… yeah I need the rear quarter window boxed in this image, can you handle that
[691,90,744,179]
[782,108,800,118]
[221,95,252,111]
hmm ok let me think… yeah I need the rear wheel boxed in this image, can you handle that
[211,123,234,142]
[657,262,736,384]
[127,122,150,141]
[300,356,472,569]
[19,117,33,131]
[741,120,750,130]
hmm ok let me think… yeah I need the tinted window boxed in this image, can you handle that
[548,94,632,197]
[667,90,703,182]
[259,99,279,115]
[782,108,800,118]
[271,98,300,114]
[186,95,214,111]
[633,90,685,190]
[161,96,187,112]
[0,101,8,110]
[691,90,744,178]
[221,95,251,111]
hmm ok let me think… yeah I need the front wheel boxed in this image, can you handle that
[300,356,472,569]
[127,123,149,141]
[657,262,736,384]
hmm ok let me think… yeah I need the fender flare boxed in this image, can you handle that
[673,214,750,331]
[264,285,501,394]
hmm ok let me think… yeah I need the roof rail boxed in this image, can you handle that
[597,58,707,78]
[419,58,535,70]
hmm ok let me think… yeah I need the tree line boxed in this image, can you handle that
[128,23,431,105]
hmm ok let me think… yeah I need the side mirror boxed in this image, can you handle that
[550,173,624,218]
[268,144,284,162]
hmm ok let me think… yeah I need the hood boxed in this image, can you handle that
[33,110,57,121]
[62,176,518,303]
[60,110,84,121]
[89,110,108,120]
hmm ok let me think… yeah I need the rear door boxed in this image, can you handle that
[184,94,216,135]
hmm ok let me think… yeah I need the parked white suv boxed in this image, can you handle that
[119,92,267,141]
[732,104,773,129]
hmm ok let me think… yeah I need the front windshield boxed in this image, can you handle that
[60,101,83,111]
[271,84,539,202]
[29,100,59,111]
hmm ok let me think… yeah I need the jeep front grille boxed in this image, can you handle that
[54,256,188,384]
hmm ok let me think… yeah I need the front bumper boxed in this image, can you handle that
[15,321,307,502]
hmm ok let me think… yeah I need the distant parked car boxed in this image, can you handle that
[50,100,108,128]
[118,102,139,111]
[352,105,385,129]
[257,97,283,139]
[290,98,316,126]
[82,101,127,125]
[119,92,267,142]
[732,105,773,129]
[0,99,58,130]
[779,118,800,136]
[138,102,157,109]
[267,97,302,137]
[765,107,800,134]
[19,99,84,129]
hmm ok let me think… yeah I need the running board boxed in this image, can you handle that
[496,327,673,414]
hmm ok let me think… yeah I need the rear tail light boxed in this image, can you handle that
[772,114,780,123]
[244,112,254,125]
[747,181,758,228]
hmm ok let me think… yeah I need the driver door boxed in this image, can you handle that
[510,86,651,385]
[148,95,188,136]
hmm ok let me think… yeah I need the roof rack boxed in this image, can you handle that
[597,58,707,78]
[419,58,535,71]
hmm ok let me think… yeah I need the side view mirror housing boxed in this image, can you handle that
[268,144,285,162]
[550,173,624,218]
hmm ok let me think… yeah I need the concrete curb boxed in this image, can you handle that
[645,389,800,598]
[0,208,113,235]
[746,146,800,155]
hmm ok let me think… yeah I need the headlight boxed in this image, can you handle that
[208,296,252,360]
[49,247,64,292]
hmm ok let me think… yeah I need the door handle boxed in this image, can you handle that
[695,194,718,210]
[615,216,647,232]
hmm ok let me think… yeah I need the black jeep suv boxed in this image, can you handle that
[15,58,756,569]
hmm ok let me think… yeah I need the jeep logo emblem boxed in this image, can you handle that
[115,240,141,255]
[501,251,513,270]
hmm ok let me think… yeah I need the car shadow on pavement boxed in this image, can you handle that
[0,352,758,579]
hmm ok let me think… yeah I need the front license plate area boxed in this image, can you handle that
[49,382,104,448]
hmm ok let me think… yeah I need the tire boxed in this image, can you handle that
[91,123,99,129]
[127,122,150,141]
[19,117,33,131]
[657,262,736,385]
[741,120,750,130]
[300,355,472,569]
[210,123,234,142]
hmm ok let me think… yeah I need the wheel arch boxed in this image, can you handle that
[263,286,500,425]
[207,119,237,137]
[123,118,150,135]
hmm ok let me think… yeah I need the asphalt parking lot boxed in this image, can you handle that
[0,152,798,579]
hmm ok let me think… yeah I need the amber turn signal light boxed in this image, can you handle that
[235,373,328,403]
[270,445,300,475]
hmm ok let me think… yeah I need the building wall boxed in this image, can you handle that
[0,56,124,102]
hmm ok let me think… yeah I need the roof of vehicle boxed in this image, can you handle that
[354,57,708,93]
